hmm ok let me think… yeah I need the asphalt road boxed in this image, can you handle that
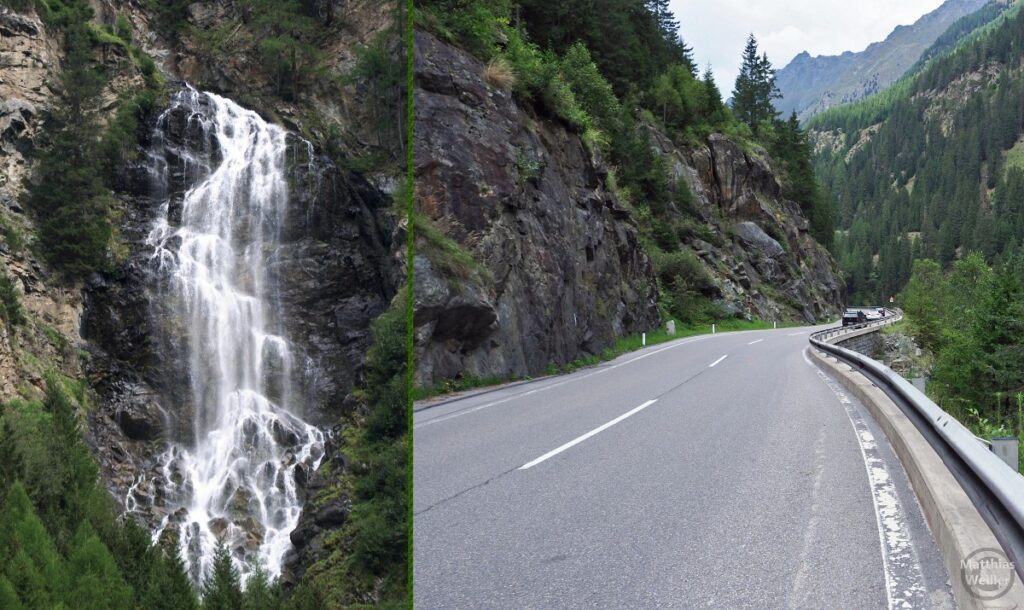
[413,325,956,609]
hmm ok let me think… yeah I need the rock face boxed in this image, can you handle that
[775,0,989,121]
[413,31,661,385]
[413,31,844,386]
[0,8,59,212]
[655,130,845,325]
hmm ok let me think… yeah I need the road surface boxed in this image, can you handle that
[414,325,955,609]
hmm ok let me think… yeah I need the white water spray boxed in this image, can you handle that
[142,86,324,584]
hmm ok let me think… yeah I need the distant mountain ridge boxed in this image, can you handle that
[776,0,993,121]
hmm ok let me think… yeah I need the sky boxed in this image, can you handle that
[670,0,948,95]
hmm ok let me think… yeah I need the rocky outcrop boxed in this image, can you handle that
[413,31,844,386]
[0,8,59,214]
[653,130,845,324]
[413,31,661,385]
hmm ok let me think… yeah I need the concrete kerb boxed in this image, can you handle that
[811,348,1024,609]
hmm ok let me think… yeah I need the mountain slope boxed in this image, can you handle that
[810,0,1024,302]
[776,0,991,121]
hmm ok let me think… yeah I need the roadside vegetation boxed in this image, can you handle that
[900,254,1024,472]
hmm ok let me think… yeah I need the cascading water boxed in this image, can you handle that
[139,86,325,584]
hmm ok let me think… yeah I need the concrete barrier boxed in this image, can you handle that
[811,348,1024,609]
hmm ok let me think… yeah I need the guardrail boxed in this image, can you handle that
[809,309,1024,576]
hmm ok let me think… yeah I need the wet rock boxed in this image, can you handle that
[228,488,254,517]
[237,516,265,551]
[113,393,166,441]
[208,517,229,540]
[314,500,346,527]
[289,518,317,547]
[271,419,300,447]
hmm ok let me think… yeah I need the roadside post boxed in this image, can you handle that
[991,437,1020,472]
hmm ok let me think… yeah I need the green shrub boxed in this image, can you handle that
[415,214,492,283]
[0,275,24,328]
[418,0,511,59]
[559,44,621,131]
[675,219,717,245]
[651,248,714,294]
[515,147,542,184]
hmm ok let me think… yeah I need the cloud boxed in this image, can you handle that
[670,0,946,94]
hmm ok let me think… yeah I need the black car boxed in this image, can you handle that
[842,310,867,326]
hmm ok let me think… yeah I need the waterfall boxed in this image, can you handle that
[141,85,325,585]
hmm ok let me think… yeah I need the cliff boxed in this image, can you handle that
[412,31,843,387]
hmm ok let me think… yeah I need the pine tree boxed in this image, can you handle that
[0,574,21,610]
[240,562,282,610]
[25,12,113,278]
[770,112,833,247]
[144,550,200,610]
[0,482,65,607]
[202,544,243,610]
[66,522,133,610]
[104,517,199,610]
[35,379,98,550]
[732,34,759,127]
[732,34,780,133]
[701,65,725,119]
[0,419,24,497]
[645,0,694,75]
[243,0,321,100]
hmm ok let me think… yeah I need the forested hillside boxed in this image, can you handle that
[812,1,1024,464]
[813,1,1024,303]
[413,0,841,385]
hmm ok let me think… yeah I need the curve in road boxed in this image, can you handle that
[414,325,956,609]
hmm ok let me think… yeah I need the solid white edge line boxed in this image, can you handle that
[415,335,712,429]
[518,399,658,470]
[708,355,728,368]
[803,347,925,610]
[748,338,764,345]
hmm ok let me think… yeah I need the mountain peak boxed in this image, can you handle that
[776,0,990,121]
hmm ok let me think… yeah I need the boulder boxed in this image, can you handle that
[735,221,786,258]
